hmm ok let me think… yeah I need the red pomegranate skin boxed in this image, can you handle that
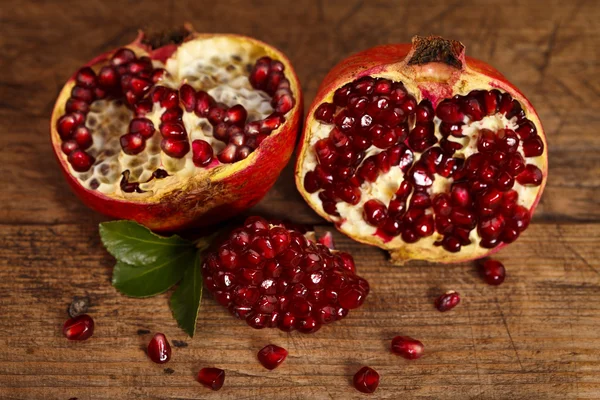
[51,33,303,232]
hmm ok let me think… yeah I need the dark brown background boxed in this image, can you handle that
[1,0,599,399]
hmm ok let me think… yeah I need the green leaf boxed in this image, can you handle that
[99,220,194,267]
[170,254,203,337]
[111,248,195,298]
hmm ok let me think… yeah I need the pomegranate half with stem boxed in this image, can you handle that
[295,36,547,264]
[50,25,302,232]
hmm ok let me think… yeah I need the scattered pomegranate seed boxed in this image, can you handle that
[63,314,94,340]
[147,333,172,364]
[197,367,225,391]
[257,344,288,370]
[391,336,424,360]
[481,259,506,285]
[434,291,460,312]
[353,366,380,394]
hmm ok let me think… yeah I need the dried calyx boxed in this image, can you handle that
[296,36,547,264]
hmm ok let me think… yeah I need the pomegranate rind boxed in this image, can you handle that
[295,37,547,264]
[51,31,302,232]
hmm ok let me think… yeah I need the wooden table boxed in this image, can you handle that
[2,0,599,398]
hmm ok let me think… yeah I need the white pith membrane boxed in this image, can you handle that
[61,37,291,197]
[299,75,545,260]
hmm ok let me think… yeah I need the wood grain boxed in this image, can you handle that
[1,0,599,398]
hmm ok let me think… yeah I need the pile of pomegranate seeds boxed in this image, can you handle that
[305,77,544,253]
[434,290,461,312]
[197,367,225,391]
[391,336,424,360]
[63,314,94,341]
[257,344,288,370]
[202,217,369,333]
[147,333,172,364]
[353,366,380,394]
[56,46,295,193]
[481,259,506,285]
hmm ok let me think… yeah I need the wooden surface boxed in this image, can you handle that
[1,0,600,399]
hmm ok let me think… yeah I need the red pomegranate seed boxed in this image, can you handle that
[249,57,271,89]
[236,145,252,161]
[441,236,461,252]
[71,86,95,103]
[483,90,500,114]
[353,366,380,394]
[63,314,94,340]
[75,67,96,88]
[522,136,545,157]
[415,100,434,122]
[461,96,485,121]
[56,114,79,140]
[273,88,295,113]
[61,140,79,155]
[147,333,171,364]
[129,77,151,96]
[363,199,388,226]
[436,100,464,123]
[120,132,145,155]
[66,98,89,114]
[160,122,187,140]
[497,129,519,153]
[314,102,336,124]
[151,68,166,83]
[192,139,214,167]
[128,117,155,139]
[261,113,284,132]
[111,48,136,65]
[197,367,225,391]
[160,89,179,109]
[68,150,94,172]
[161,138,190,158]
[516,164,543,186]
[506,153,526,176]
[478,215,505,240]
[391,336,424,360]
[97,65,118,87]
[481,259,506,285]
[333,84,352,106]
[218,143,238,163]
[434,291,460,312]
[338,286,367,309]
[257,344,288,370]
[226,104,248,126]
[194,90,214,117]
[179,83,196,112]
[516,120,537,139]
[414,215,434,237]
[72,126,92,149]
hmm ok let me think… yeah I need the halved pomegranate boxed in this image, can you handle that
[295,36,547,264]
[51,25,302,231]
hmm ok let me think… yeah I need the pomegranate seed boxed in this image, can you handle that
[61,140,79,155]
[303,171,320,193]
[111,48,136,65]
[461,96,485,121]
[226,104,248,126]
[436,100,464,123]
[257,344,288,370]
[161,138,190,158]
[273,88,295,113]
[442,236,461,252]
[481,259,506,285]
[235,145,251,161]
[129,117,155,139]
[497,129,519,153]
[160,89,179,109]
[56,114,79,140]
[72,126,92,149]
[314,102,336,123]
[338,252,356,274]
[217,143,238,163]
[197,367,225,391]
[160,122,187,140]
[478,215,505,240]
[374,78,392,94]
[195,91,214,117]
[129,77,151,96]
[516,120,537,139]
[522,136,544,157]
[391,336,424,359]
[333,84,352,106]
[179,84,196,112]
[363,199,388,226]
[192,140,214,167]
[261,113,284,132]
[151,68,166,83]
[415,100,434,122]
[63,314,94,340]
[414,215,434,237]
[66,98,89,114]
[68,150,94,172]
[483,90,500,114]
[353,366,380,394]
[71,86,95,103]
[516,164,543,186]
[147,333,171,364]
[435,291,460,312]
[97,66,118,87]
[496,171,515,191]
[75,67,96,88]
[451,183,471,207]
[120,132,145,155]
[506,153,526,176]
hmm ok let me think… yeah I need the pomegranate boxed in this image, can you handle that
[202,217,370,333]
[295,36,547,264]
[50,25,302,232]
